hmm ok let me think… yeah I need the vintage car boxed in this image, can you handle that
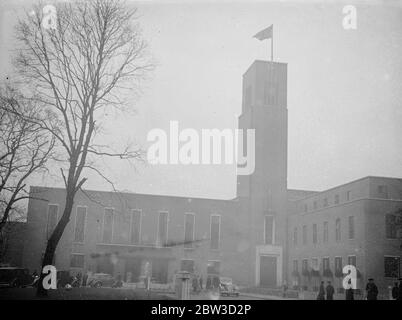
[87,273,116,288]
[0,267,34,288]
[218,277,239,297]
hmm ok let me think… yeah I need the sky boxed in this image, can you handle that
[0,0,402,200]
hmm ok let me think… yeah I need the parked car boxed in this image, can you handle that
[0,267,34,288]
[218,277,239,297]
[88,273,115,288]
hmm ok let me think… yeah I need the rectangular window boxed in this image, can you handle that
[313,201,317,210]
[335,218,341,242]
[313,224,318,244]
[180,259,195,273]
[70,254,84,268]
[386,214,397,239]
[293,227,298,246]
[157,211,169,247]
[302,225,307,245]
[264,215,274,245]
[302,259,308,272]
[47,204,58,240]
[335,257,342,274]
[184,213,195,249]
[323,221,328,243]
[210,215,221,250]
[334,194,340,205]
[207,260,221,275]
[384,256,400,278]
[102,208,114,244]
[378,185,388,199]
[74,206,86,243]
[312,258,319,271]
[323,257,330,271]
[131,209,142,244]
[323,198,328,207]
[348,255,356,267]
[348,216,355,239]
[293,260,298,273]
[304,204,308,213]
[346,191,351,201]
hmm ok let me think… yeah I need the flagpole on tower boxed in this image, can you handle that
[253,24,274,62]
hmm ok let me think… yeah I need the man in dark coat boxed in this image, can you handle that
[317,281,325,300]
[392,282,399,300]
[326,281,335,300]
[366,278,378,300]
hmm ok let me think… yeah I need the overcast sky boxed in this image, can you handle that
[1,0,402,199]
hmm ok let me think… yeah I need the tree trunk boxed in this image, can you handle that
[36,188,75,297]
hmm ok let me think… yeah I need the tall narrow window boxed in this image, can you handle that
[346,191,351,201]
[210,215,221,250]
[378,185,388,199]
[47,204,58,240]
[334,194,340,205]
[313,224,318,244]
[313,201,317,210]
[335,257,342,275]
[323,257,330,271]
[131,209,142,244]
[184,213,195,249]
[385,214,397,239]
[302,259,308,273]
[157,211,169,247]
[323,198,328,207]
[264,215,274,245]
[323,221,328,243]
[335,218,341,242]
[74,206,86,243]
[102,208,114,244]
[302,225,307,245]
[304,204,308,213]
[293,260,298,273]
[293,227,298,246]
[348,255,356,267]
[348,216,355,239]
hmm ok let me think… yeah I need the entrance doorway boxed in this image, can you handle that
[260,255,277,287]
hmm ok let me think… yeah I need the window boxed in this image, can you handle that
[313,201,317,210]
[323,221,328,243]
[293,227,298,246]
[180,259,195,273]
[302,259,308,272]
[335,218,341,242]
[313,224,318,244]
[323,257,330,271]
[385,214,397,239]
[348,216,355,239]
[47,204,58,240]
[264,215,274,245]
[157,211,169,247]
[378,185,388,199]
[102,208,114,244]
[207,260,221,275]
[210,215,221,250]
[335,257,342,274]
[70,254,84,268]
[131,209,142,244]
[312,258,319,271]
[74,206,86,243]
[293,260,298,273]
[302,225,307,245]
[348,255,356,267]
[304,204,308,213]
[115,211,131,244]
[334,194,340,204]
[323,198,328,207]
[184,213,195,249]
[346,191,351,201]
[384,256,400,278]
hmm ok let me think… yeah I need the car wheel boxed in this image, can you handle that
[94,282,102,288]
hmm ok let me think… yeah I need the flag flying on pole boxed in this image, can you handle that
[253,24,273,41]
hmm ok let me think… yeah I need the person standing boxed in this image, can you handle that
[392,282,399,300]
[397,278,402,301]
[317,281,325,300]
[366,278,378,300]
[199,275,203,290]
[326,281,335,300]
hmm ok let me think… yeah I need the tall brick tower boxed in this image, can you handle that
[237,60,288,287]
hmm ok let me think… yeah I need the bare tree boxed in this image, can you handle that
[14,0,153,296]
[0,86,54,235]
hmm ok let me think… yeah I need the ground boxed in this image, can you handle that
[0,287,173,300]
